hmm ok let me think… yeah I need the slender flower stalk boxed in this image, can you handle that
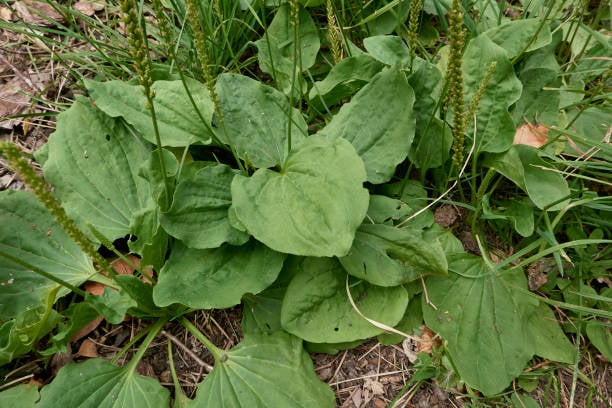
[466,61,497,122]
[407,0,422,64]
[326,0,342,64]
[121,0,171,208]
[185,0,246,174]
[444,0,468,168]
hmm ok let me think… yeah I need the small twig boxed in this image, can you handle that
[0,374,34,391]
[161,330,213,373]
[330,350,348,384]
[421,275,438,310]
[208,315,234,349]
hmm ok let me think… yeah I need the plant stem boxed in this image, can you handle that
[180,316,223,362]
[125,317,169,372]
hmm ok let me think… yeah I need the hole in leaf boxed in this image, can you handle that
[333,327,339,332]
[105,134,110,141]
[98,234,131,257]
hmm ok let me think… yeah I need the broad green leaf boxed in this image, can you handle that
[408,58,452,170]
[0,384,38,407]
[571,106,612,161]
[483,145,570,210]
[45,302,100,355]
[35,96,155,243]
[308,54,384,111]
[423,0,450,15]
[114,275,160,317]
[463,34,522,153]
[84,288,137,325]
[305,339,364,354]
[215,73,308,168]
[485,19,551,59]
[0,302,59,365]
[481,196,534,237]
[528,303,576,364]
[254,4,320,96]
[153,241,286,309]
[0,190,95,320]
[586,321,612,361]
[511,37,561,124]
[363,35,411,66]
[339,224,447,287]
[242,287,285,335]
[423,224,465,256]
[318,67,415,184]
[511,394,540,408]
[422,254,539,396]
[187,331,334,407]
[281,257,408,343]
[366,195,419,225]
[38,358,169,408]
[231,135,369,257]
[161,164,249,248]
[364,1,410,35]
[133,148,175,269]
[377,180,435,229]
[85,78,214,146]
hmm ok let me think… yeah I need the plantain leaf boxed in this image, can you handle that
[35,96,155,244]
[281,257,408,343]
[215,73,308,168]
[463,34,522,153]
[0,190,95,320]
[254,4,320,97]
[339,224,447,286]
[318,67,415,184]
[161,164,249,249]
[422,253,571,396]
[187,331,334,407]
[38,358,169,408]
[231,135,369,257]
[153,241,286,309]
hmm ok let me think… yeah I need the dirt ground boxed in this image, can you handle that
[1,14,611,408]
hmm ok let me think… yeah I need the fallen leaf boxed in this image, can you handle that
[416,325,440,354]
[402,337,418,363]
[77,338,99,358]
[513,122,549,148]
[0,82,29,129]
[13,0,64,26]
[84,281,106,296]
[0,6,12,21]
[70,315,104,342]
[84,255,153,295]
[73,0,105,16]
[364,378,385,395]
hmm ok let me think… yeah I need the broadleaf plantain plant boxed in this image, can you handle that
[1,0,610,405]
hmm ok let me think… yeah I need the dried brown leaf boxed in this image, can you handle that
[70,315,104,342]
[0,6,13,21]
[77,338,99,358]
[0,82,29,129]
[513,122,549,148]
[13,0,64,26]
[73,0,105,16]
